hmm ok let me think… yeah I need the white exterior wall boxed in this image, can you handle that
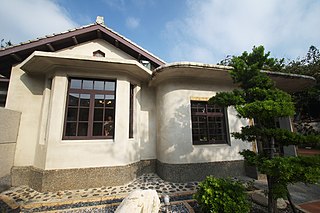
[156,79,252,164]
[56,39,135,60]
[139,83,157,160]
[6,65,45,166]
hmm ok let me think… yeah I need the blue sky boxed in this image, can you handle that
[1,0,320,64]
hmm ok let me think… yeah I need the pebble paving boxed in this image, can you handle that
[0,173,198,212]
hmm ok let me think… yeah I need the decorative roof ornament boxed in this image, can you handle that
[96,16,105,26]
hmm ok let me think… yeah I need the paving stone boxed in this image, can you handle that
[0,173,199,211]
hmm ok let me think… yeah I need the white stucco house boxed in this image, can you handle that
[0,17,315,192]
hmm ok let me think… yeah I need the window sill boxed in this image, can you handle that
[193,142,230,146]
[193,140,227,145]
[61,139,114,144]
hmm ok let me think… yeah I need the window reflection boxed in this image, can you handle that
[70,79,81,89]
[83,80,93,90]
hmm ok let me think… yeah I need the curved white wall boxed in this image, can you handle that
[156,79,252,164]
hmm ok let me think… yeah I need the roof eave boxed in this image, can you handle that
[20,51,152,81]
[151,62,316,92]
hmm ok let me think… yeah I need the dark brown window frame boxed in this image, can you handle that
[191,101,229,145]
[63,78,116,140]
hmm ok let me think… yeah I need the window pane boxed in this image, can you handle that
[66,123,76,136]
[105,110,114,119]
[95,94,105,107]
[67,108,78,121]
[68,93,79,106]
[104,117,114,136]
[207,105,215,113]
[105,95,115,100]
[70,79,81,89]
[94,108,104,121]
[83,80,93,90]
[93,123,103,136]
[79,108,89,121]
[78,123,88,136]
[105,99,114,107]
[105,81,115,91]
[94,81,105,90]
[80,94,90,107]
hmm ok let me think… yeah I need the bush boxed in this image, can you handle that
[193,176,251,213]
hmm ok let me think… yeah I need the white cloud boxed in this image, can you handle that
[102,0,126,11]
[126,17,140,29]
[165,0,320,63]
[0,0,77,44]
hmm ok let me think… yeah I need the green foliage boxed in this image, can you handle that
[284,45,320,120]
[208,90,245,107]
[233,126,320,146]
[193,176,251,213]
[214,45,320,212]
[240,150,320,198]
[227,46,284,90]
[236,100,295,120]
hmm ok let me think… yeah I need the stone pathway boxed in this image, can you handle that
[0,173,198,211]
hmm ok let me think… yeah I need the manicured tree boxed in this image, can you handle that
[210,46,320,213]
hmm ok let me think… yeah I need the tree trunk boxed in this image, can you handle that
[267,176,278,213]
[267,137,278,213]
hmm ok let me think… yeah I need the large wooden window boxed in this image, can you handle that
[63,78,116,140]
[191,101,228,145]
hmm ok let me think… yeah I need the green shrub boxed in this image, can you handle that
[193,176,251,213]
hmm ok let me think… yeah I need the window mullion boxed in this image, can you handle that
[88,92,95,137]
[206,105,210,142]
[76,93,80,136]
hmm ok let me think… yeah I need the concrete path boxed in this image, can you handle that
[254,179,320,213]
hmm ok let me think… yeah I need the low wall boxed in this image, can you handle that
[12,159,246,192]
[156,160,245,182]
[0,108,21,192]
[12,160,156,192]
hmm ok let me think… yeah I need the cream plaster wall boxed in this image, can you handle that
[56,39,135,60]
[0,108,21,190]
[138,83,157,160]
[6,65,44,167]
[0,108,21,144]
[156,78,252,164]
[43,70,141,169]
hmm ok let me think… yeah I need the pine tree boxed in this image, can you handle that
[210,46,320,213]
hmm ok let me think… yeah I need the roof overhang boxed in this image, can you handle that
[150,62,233,86]
[20,51,152,81]
[151,62,316,93]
